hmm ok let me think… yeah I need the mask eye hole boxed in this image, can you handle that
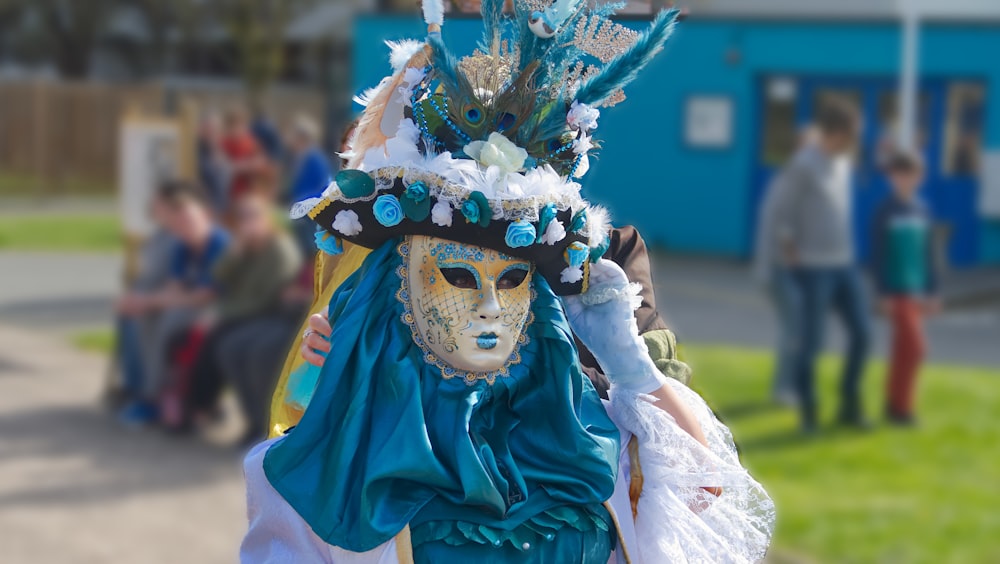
[497,266,529,290]
[439,266,480,289]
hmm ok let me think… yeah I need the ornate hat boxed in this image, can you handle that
[292,0,678,295]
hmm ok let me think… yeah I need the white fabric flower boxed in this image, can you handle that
[567,101,600,132]
[402,67,425,87]
[572,133,593,155]
[541,218,567,245]
[560,266,584,284]
[464,132,528,174]
[569,133,593,178]
[368,118,422,169]
[332,210,362,236]
[399,67,426,106]
[431,200,453,227]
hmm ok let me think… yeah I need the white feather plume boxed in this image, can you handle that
[585,205,612,247]
[386,39,425,72]
[352,83,384,108]
[422,0,444,26]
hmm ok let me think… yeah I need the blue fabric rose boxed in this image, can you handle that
[566,241,590,267]
[570,209,588,233]
[373,195,404,227]
[461,191,492,228]
[536,203,557,243]
[505,220,537,248]
[314,231,343,256]
[461,200,480,224]
[405,181,428,203]
[402,181,431,221]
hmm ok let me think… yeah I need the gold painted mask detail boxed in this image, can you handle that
[403,235,534,376]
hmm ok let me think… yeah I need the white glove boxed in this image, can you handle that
[562,259,668,395]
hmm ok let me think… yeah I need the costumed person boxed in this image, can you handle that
[243,1,775,562]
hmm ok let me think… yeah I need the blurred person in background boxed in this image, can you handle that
[116,180,230,426]
[112,189,183,416]
[251,106,285,163]
[337,118,359,170]
[197,110,230,215]
[285,113,333,257]
[767,99,872,433]
[222,107,267,201]
[871,149,940,426]
[187,188,304,440]
[755,125,820,406]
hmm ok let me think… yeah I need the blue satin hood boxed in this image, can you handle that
[263,239,620,552]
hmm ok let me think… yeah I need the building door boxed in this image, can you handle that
[752,76,985,268]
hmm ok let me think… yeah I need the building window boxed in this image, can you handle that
[874,89,930,171]
[685,95,734,149]
[941,82,985,178]
[759,77,797,167]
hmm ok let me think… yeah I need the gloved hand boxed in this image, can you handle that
[562,260,668,395]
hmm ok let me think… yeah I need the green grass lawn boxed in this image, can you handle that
[72,329,116,354]
[0,213,120,252]
[683,345,1000,564]
[0,171,113,197]
[70,328,997,563]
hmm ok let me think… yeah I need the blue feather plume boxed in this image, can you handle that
[573,9,678,106]
[480,0,505,51]
[514,0,546,74]
[428,33,460,88]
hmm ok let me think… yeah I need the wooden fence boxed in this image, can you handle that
[0,80,325,196]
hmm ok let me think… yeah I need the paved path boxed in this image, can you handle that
[0,324,245,563]
[0,252,120,335]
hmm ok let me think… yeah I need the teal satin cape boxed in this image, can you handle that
[262,240,620,553]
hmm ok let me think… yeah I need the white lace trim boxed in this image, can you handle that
[581,282,643,309]
[607,380,776,563]
[289,198,323,220]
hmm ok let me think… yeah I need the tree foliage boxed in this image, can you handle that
[211,0,317,107]
[0,0,316,98]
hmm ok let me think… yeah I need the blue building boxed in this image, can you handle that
[353,2,1000,268]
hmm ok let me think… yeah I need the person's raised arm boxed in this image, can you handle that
[563,260,707,448]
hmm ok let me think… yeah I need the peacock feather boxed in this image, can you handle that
[402,2,678,176]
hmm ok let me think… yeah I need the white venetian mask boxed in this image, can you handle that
[404,235,534,376]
